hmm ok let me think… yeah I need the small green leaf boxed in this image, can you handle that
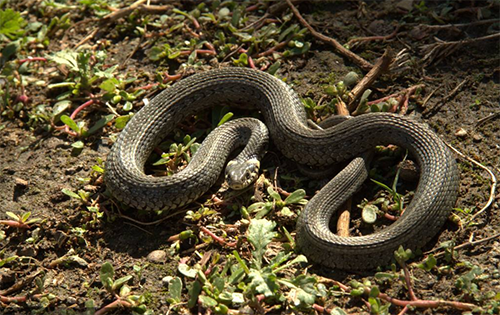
[215,304,228,314]
[52,100,72,117]
[247,202,268,213]
[178,263,197,278]
[48,82,76,89]
[248,269,278,297]
[374,272,396,283]
[112,275,132,292]
[231,292,244,304]
[21,212,31,222]
[280,207,293,216]
[217,112,234,126]
[123,101,133,111]
[330,307,348,315]
[119,284,131,297]
[92,165,104,173]
[361,204,378,224]
[267,186,281,202]
[114,114,132,130]
[288,274,317,308]
[0,9,26,40]
[369,286,380,298]
[198,295,218,308]
[71,141,84,149]
[99,78,118,93]
[61,188,81,199]
[60,115,80,133]
[417,254,437,271]
[100,262,114,291]
[49,50,80,72]
[247,219,276,268]
[232,250,250,275]
[0,255,18,267]
[394,246,413,265]
[6,211,19,221]
[167,277,182,303]
[238,53,248,65]
[187,280,202,308]
[267,61,281,75]
[284,189,306,205]
[87,114,114,135]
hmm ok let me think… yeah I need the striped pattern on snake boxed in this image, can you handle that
[104,67,459,270]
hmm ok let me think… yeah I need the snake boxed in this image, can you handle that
[104,67,459,270]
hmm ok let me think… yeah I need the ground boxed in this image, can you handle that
[0,0,499,314]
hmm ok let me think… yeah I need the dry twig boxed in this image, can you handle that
[285,0,373,72]
[422,79,468,115]
[421,33,500,66]
[429,232,500,258]
[347,24,401,49]
[444,142,497,227]
[348,48,393,112]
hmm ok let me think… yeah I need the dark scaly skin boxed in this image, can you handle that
[105,67,459,270]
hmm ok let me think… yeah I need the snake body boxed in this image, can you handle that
[105,67,459,270]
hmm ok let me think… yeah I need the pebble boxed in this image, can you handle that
[147,250,167,263]
[396,0,414,11]
[472,133,482,142]
[0,268,15,284]
[14,177,28,187]
[67,296,77,304]
[455,128,468,137]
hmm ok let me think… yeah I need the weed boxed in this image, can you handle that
[62,188,91,205]
[246,187,307,219]
[0,211,41,229]
[97,262,152,314]
[0,8,26,40]
[166,219,317,313]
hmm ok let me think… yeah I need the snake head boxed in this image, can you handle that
[225,159,260,190]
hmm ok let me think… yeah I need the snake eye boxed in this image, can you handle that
[245,171,252,180]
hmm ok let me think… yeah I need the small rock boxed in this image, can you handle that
[14,177,28,187]
[17,246,37,257]
[67,296,77,304]
[396,0,414,11]
[147,250,167,263]
[0,268,15,284]
[398,160,419,182]
[455,128,468,137]
[472,133,482,142]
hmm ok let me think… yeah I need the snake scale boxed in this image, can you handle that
[105,67,459,270]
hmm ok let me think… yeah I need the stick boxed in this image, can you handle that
[101,0,175,23]
[429,232,500,258]
[422,79,467,115]
[285,0,373,72]
[444,142,497,227]
[348,48,393,112]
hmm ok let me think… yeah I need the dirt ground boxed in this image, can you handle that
[1,0,499,314]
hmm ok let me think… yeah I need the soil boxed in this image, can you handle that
[1,1,499,314]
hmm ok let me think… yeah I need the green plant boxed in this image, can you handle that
[62,188,91,205]
[167,219,319,313]
[0,9,26,40]
[0,211,41,229]
[99,262,152,314]
[455,262,491,302]
[152,134,200,174]
[246,187,307,218]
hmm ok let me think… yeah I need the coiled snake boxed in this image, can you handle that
[105,67,459,270]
